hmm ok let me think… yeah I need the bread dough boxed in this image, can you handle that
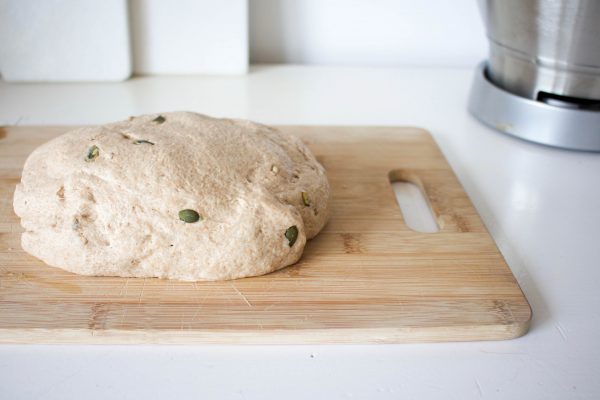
[13,112,330,281]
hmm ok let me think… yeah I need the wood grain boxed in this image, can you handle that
[0,125,531,344]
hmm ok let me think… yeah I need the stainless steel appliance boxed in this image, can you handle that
[468,0,600,151]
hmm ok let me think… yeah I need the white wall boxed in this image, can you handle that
[1,0,489,81]
[250,0,488,67]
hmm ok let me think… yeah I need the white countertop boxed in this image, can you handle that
[1,65,599,400]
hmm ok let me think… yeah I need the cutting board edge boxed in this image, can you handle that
[0,319,530,345]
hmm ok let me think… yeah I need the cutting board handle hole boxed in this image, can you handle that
[389,171,439,233]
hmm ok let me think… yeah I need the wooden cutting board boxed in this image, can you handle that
[0,125,531,344]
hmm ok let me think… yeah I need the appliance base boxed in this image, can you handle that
[468,62,600,152]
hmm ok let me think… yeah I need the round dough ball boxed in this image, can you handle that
[13,112,330,281]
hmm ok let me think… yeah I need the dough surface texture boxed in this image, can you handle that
[13,112,330,281]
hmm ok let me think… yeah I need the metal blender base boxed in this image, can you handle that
[468,62,600,152]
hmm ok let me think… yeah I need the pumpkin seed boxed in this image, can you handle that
[179,209,201,223]
[85,145,99,162]
[285,225,299,247]
[301,191,310,206]
[133,139,155,145]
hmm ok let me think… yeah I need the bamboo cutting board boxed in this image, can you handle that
[0,125,531,344]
